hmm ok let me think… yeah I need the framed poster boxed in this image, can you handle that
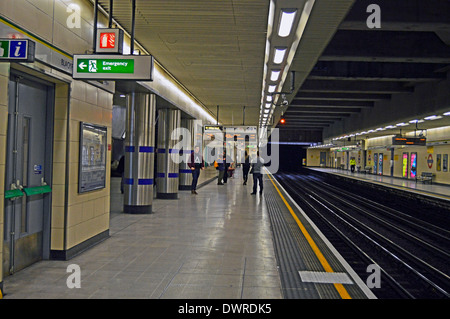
[79,122,107,193]
[436,154,441,172]
[443,154,448,172]
[402,152,409,178]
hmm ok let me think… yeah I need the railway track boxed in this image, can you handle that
[274,171,450,299]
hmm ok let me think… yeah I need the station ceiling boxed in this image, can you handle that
[97,0,450,141]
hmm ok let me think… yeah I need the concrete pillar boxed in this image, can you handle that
[178,119,194,190]
[123,93,156,214]
[156,108,181,199]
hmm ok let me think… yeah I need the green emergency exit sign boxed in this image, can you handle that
[72,54,153,80]
[76,58,134,74]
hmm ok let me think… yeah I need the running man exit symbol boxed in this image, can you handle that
[89,60,98,72]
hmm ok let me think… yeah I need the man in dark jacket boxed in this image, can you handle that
[217,151,226,185]
[250,151,265,195]
[188,145,204,194]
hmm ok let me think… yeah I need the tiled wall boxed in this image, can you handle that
[0,0,114,285]
[50,81,113,252]
[0,63,10,286]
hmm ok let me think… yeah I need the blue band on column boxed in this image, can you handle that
[124,178,134,185]
[125,146,135,152]
[179,169,193,174]
[168,173,179,178]
[139,146,154,153]
[157,173,165,178]
[138,178,153,185]
[169,149,179,154]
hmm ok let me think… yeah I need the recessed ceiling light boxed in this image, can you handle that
[273,47,287,64]
[424,115,443,120]
[278,9,297,37]
[270,70,281,81]
[268,85,276,93]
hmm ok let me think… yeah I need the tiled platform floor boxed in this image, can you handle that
[2,167,283,299]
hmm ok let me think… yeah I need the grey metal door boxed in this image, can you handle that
[3,74,52,275]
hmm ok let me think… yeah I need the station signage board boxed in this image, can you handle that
[72,54,153,80]
[392,136,426,146]
[0,38,35,62]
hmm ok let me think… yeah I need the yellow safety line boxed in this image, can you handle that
[267,173,352,299]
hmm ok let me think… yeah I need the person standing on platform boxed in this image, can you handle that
[350,157,356,173]
[188,145,204,194]
[117,155,125,194]
[242,150,251,185]
[250,151,264,195]
[223,151,232,183]
[216,151,226,185]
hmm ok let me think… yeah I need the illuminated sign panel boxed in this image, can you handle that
[73,54,153,80]
[392,137,426,146]
[0,38,35,62]
[95,28,124,54]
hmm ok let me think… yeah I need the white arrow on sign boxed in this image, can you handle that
[79,62,87,70]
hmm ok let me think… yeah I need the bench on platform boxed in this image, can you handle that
[415,172,434,184]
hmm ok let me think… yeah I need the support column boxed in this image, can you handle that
[179,119,194,190]
[124,93,156,214]
[157,109,181,199]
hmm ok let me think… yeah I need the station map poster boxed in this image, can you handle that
[79,122,107,193]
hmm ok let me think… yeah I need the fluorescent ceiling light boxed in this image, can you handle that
[268,85,276,93]
[444,112,450,116]
[270,70,281,81]
[385,125,395,129]
[266,95,272,102]
[264,109,270,114]
[396,123,409,126]
[273,47,287,64]
[278,9,297,37]
[265,103,271,109]
[424,115,443,120]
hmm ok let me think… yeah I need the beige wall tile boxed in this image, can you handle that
[85,83,98,106]
[0,135,6,166]
[53,141,67,163]
[51,184,65,207]
[54,97,68,120]
[0,164,4,196]
[51,228,64,250]
[82,199,94,221]
[93,197,105,217]
[53,119,67,142]
[51,206,65,229]
[51,162,66,185]
[0,75,10,107]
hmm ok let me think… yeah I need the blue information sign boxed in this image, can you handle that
[0,39,35,62]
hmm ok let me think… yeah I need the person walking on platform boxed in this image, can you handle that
[250,151,264,195]
[242,150,251,185]
[216,151,226,185]
[188,145,204,194]
[223,152,232,184]
[117,155,125,194]
[350,157,356,173]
